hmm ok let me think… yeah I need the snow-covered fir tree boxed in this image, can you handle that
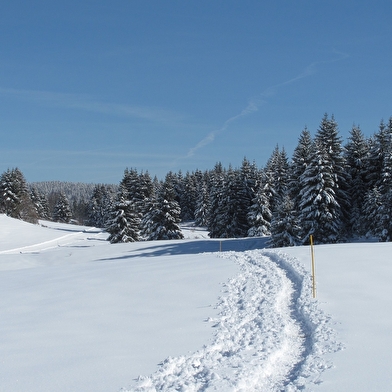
[365,120,391,190]
[120,168,145,216]
[298,142,343,244]
[52,193,72,223]
[194,178,210,227]
[240,158,258,210]
[30,186,50,220]
[140,192,158,240]
[208,163,227,238]
[180,171,197,222]
[362,186,383,239]
[314,113,350,238]
[170,171,183,207]
[377,191,392,242]
[269,193,300,247]
[375,118,392,241]
[0,168,38,223]
[138,171,155,211]
[220,166,251,238]
[264,146,290,214]
[208,164,252,238]
[106,185,140,243]
[344,125,370,236]
[0,169,19,216]
[139,191,157,240]
[71,197,89,225]
[142,174,183,240]
[247,175,272,237]
[289,128,313,210]
[88,184,114,228]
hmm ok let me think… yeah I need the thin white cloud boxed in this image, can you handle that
[0,87,185,124]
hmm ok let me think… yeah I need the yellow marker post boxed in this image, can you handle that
[310,234,316,298]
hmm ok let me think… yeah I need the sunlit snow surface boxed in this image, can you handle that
[1,215,392,391]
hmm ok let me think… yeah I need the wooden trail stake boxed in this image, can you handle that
[310,234,316,298]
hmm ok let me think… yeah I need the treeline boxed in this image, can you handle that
[31,181,118,223]
[0,172,118,225]
[1,113,392,246]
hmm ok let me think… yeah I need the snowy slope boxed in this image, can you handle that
[1,215,392,391]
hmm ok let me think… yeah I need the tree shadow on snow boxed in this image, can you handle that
[97,237,269,262]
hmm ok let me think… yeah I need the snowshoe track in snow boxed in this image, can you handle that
[130,250,341,391]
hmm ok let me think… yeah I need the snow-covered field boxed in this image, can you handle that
[1,215,391,391]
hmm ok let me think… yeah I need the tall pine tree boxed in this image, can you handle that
[344,125,370,235]
[247,174,272,237]
[107,185,140,243]
[142,174,183,240]
[52,193,72,223]
[0,168,38,223]
[269,193,300,247]
[289,128,313,210]
[314,114,350,238]
[298,142,342,244]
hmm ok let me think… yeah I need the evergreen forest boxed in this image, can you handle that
[2,114,392,246]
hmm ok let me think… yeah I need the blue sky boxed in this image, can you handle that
[1,1,392,183]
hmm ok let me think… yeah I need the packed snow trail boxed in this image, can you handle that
[129,250,341,392]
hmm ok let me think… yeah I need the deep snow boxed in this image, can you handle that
[1,215,392,391]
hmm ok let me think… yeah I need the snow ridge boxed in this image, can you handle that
[128,250,341,391]
[0,228,103,255]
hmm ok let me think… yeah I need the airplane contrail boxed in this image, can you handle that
[184,50,349,158]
